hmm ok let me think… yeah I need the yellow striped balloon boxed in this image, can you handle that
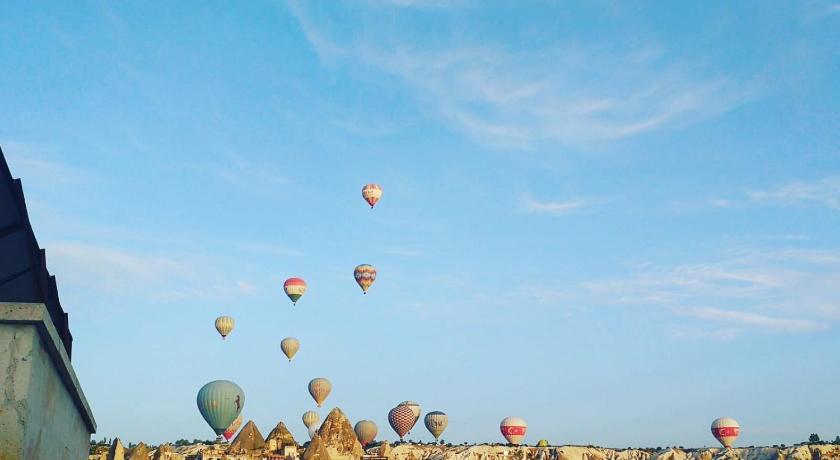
[362,184,383,209]
[214,316,235,340]
[354,264,377,294]
[354,420,378,447]
[302,410,320,429]
[281,337,300,362]
[424,411,448,440]
[308,378,332,407]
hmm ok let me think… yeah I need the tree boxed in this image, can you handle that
[833,436,840,445]
[809,434,821,443]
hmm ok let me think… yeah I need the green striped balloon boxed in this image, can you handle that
[197,380,245,435]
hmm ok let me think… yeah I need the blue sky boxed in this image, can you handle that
[2,0,839,447]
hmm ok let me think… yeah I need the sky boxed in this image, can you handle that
[1,0,839,448]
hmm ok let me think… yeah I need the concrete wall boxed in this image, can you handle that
[0,302,96,460]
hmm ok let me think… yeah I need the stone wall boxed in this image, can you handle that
[0,302,96,460]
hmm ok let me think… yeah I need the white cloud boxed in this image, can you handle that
[287,3,758,148]
[677,307,828,333]
[364,0,471,8]
[384,247,423,257]
[747,175,840,210]
[47,242,258,301]
[522,197,588,215]
[2,141,91,185]
[577,248,840,335]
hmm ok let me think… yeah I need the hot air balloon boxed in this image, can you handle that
[424,411,448,440]
[362,184,383,209]
[354,264,377,294]
[223,415,243,441]
[398,401,421,424]
[537,440,549,448]
[388,405,415,441]
[711,417,740,448]
[308,378,332,407]
[284,278,307,305]
[281,337,300,362]
[308,425,318,440]
[355,420,378,447]
[303,410,320,429]
[197,380,245,436]
[214,316,235,340]
[500,417,527,445]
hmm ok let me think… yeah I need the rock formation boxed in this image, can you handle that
[126,443,150,460]
[379,441,393,458]
[318,407,364,460]
[232,420,267,452]
[267,421,299,450]
[373,445,840,460]
[107,438,126,460]
[152,443,180,460]
[304,434,333,460]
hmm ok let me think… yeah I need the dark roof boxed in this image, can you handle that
[0,146,73,357]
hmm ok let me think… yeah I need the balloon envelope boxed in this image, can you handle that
[354,264,377,293]
[281,337,300,361]
[197,380,245,436]
[362,184,383,209]
[424,411,448,440]
[398,401,421,424]
[711,417,740,448]
[223,415,243,441]
[388,405,416,440]
[303,410,320,429]
[214,316,234,340]
[500,417,527,445]
[355,420,378,446]
[308,378,332,407]
[284,278,307,305]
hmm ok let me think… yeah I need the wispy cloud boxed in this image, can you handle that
[287,3,759,148]
[747,175,840,210]
[364,0,471,8]
[48,242,259,302]
[576,248,839,335]
[384,247,423,257]
[677,307,827,333]
[2,141,91,185]
[173,152,291,192]
[522,196,589,215]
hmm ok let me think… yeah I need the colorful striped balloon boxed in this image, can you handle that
[284,278,307,305]
[500,416,527,445]
[388,405,416,441]
[362,184,383,209]
[354,264,377,294]
[711,417,740,448]
[223,414,243,441]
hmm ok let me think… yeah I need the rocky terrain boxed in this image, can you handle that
[373,444,840,460]
[89,408,840,460]
[92,440,840,460]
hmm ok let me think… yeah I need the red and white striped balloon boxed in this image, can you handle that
[711,417,740,448]
[388,405,416,440]
[500,417,527,445]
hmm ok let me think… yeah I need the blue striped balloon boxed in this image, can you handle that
[196,380,245,435]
